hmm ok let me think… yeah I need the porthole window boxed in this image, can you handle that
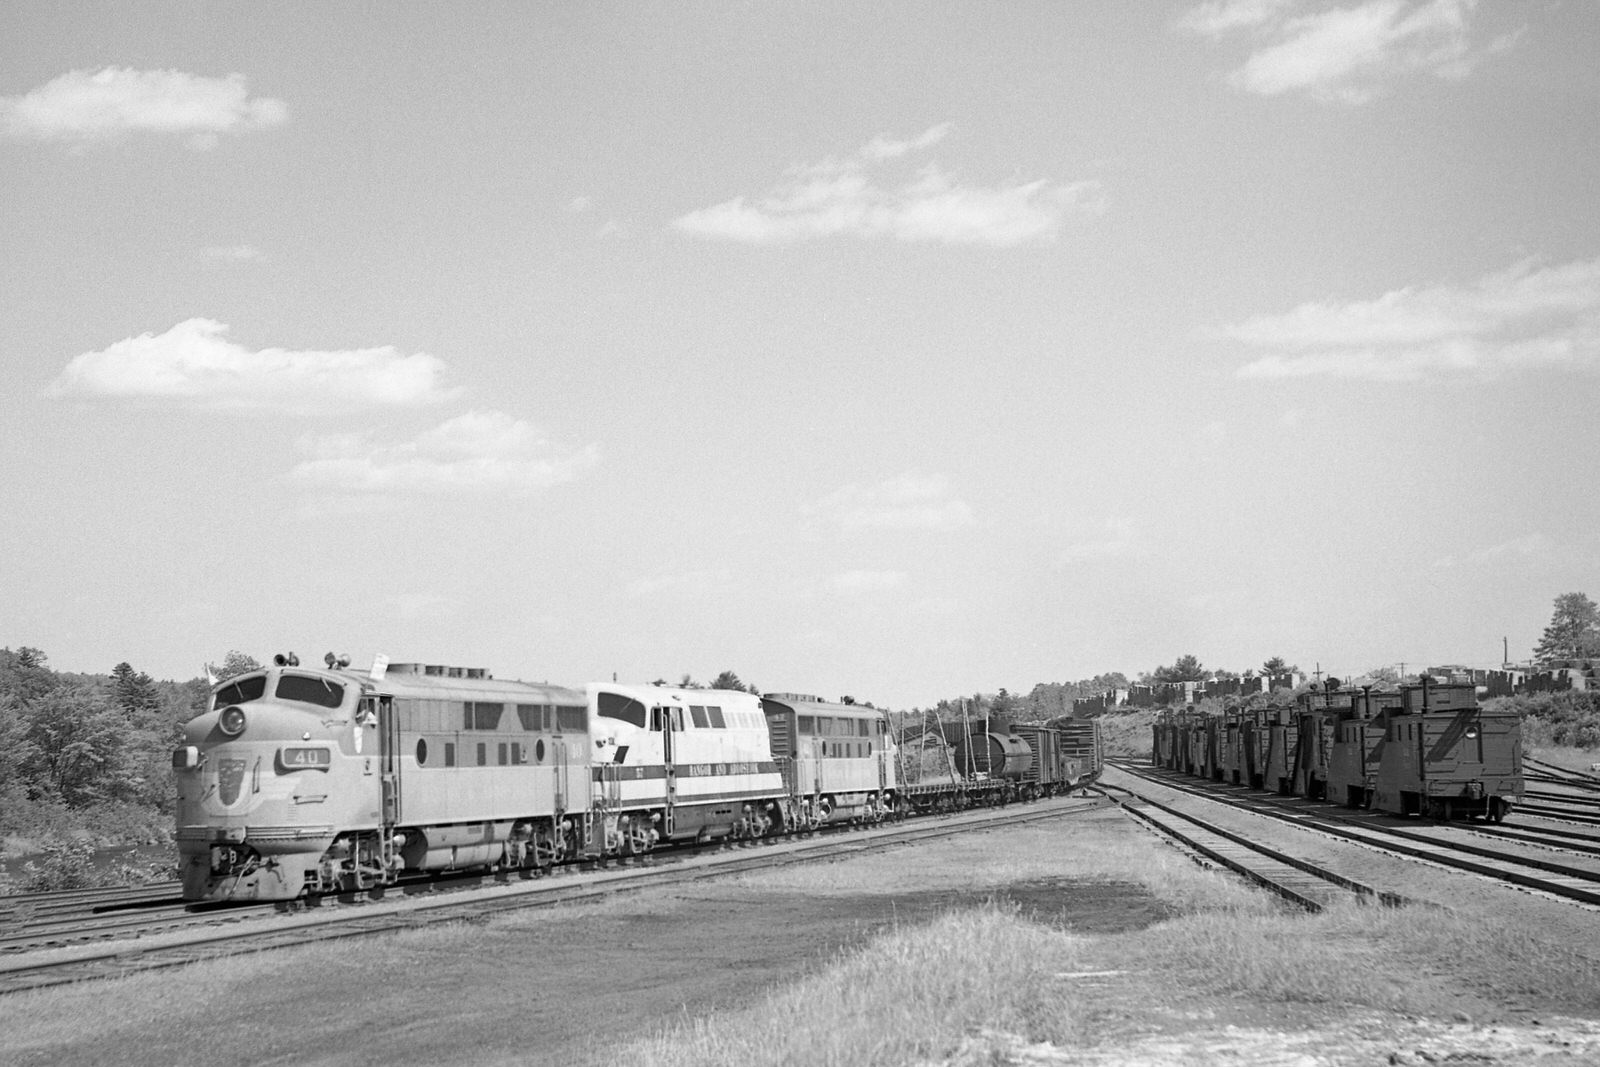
[416,738,429,765]
[535,738,546,763]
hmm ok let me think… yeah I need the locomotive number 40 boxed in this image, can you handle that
[279,747,333,770]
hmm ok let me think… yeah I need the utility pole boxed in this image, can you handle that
[1312,662,1323,686]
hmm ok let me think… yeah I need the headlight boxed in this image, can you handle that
[219,705,247,737]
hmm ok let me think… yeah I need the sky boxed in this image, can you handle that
[2,1,1597,706]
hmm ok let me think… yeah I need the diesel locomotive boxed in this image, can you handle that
[174,655,1103,903]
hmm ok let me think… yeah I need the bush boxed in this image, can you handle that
[1487,691,1600,750]
[18,839,98,892]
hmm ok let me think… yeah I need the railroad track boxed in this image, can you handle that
[1526,757,1600,790]
[1107,762,1600,909]
[0,794,1107,997]
[1095,781,1414,912]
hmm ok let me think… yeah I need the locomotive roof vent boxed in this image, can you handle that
[765,692,826,704]
[386,662,492,680]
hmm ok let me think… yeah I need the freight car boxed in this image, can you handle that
[1371,680,1523,821]
[1151,678,1523,823]
[1057,718,1104,787]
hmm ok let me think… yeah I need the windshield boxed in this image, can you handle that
[276,673,346,709]
[212,674,266,710]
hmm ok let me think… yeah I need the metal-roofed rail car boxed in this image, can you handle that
[590,682,787,849]
[174,658,593,903]
[1372,680,1523,822]
[1326,688,1404,809]
[761,694,898,826]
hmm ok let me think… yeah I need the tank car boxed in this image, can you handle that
[174,656,592,903]
[948,729,1034,782]
[1371,679,1523,821]
[761,694,898,825]
[587,682,786,848]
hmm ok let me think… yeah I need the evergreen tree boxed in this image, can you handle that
[207,650,262,683]
[709,670,745,691]
[1534,593,1600,667]
[110,662,160,716]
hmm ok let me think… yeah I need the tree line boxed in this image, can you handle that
[0,647,210,850]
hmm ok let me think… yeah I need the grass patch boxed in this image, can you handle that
[1117,898,1600,1016]
[622,904,1084,1067]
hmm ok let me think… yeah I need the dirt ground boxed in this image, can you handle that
[0,808,1174,1067]
[1,803,1597,1067]
[0,881,1173,1067]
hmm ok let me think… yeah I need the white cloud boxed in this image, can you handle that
[0,67,287,146]
[1201,420,1229,443]
[860,123,952,161]
[673,125,1102,247]
[1226,256,1600,382]
[809,473,975,532]
[45,318,457,412]
[289,410,598,497]
[827,569,907,595]
[1176,0,1517,103]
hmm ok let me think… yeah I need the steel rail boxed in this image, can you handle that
[1108,762,1600,909]
[0,795,1107,997]
[1096,782,1414,912]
